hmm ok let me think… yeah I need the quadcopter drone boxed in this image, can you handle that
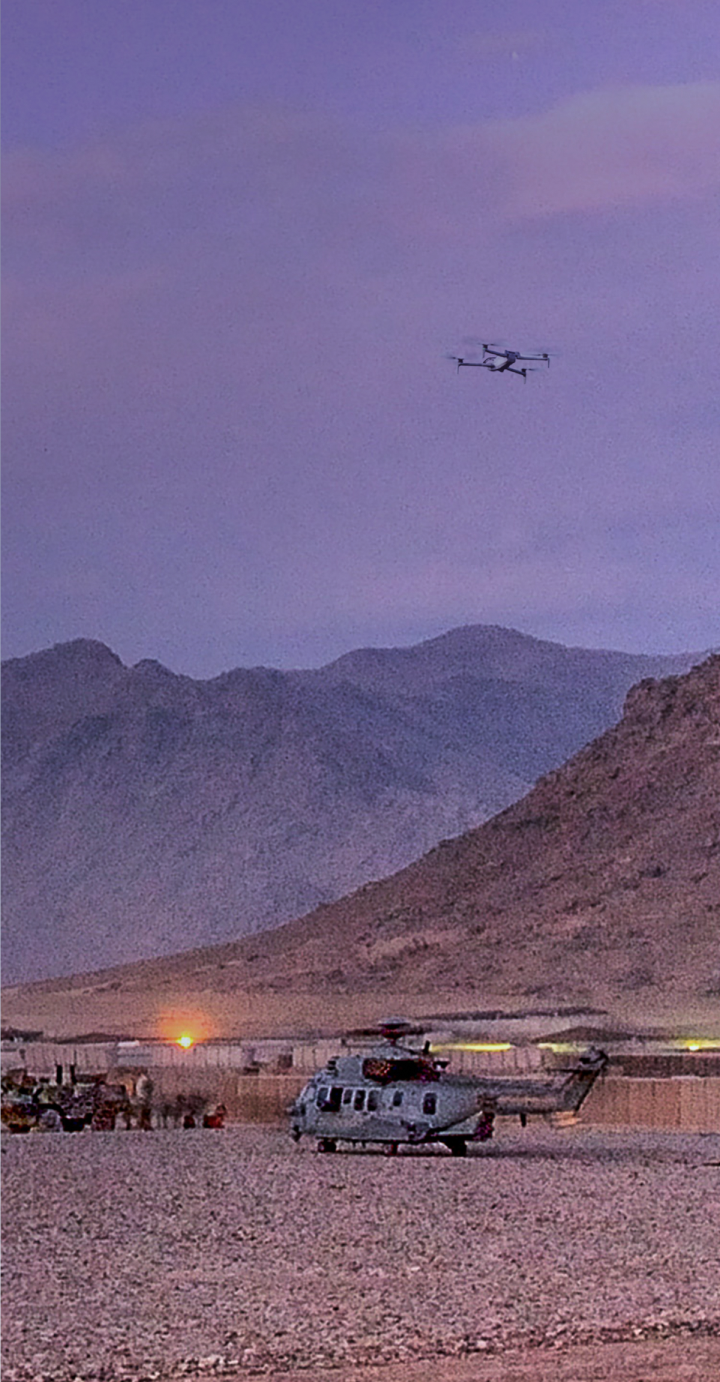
[447,343,551,380]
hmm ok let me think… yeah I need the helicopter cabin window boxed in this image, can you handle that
[316,1086,328,1107]
[422,1092,437,1116]
[354,1089,366,1111]
[367,1090,380,1111]
[342,1088,353,1105]
[392,1090,403,1107]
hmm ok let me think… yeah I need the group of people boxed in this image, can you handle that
[2,1067,229,1133]
[134,1074,227,1130]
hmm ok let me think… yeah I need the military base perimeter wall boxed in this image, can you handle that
[3,1031,719,1132]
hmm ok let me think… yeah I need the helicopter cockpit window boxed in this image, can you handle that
[317,1086,342,1112]
[367,1090,379,1111]
[422,1092,437,1115]
[354,1089,365,1111]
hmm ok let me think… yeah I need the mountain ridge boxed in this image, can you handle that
[1,625,703,984]
[3,652,718,1040]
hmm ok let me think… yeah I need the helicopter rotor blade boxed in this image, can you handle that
[345,1019,428,1040]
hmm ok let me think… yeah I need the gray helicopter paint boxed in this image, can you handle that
[289,1044,607,1151]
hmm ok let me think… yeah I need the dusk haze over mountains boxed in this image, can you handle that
[3,4,720,1024]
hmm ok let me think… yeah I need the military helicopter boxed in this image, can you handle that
[447,342,551,379]
[289,1020,607,1155]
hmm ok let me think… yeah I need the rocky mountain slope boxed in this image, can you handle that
[234,652,720,1009]
[1,626,698,983]
[3,654,718,1036]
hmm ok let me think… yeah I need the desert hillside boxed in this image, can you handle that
[265,652,720,1008]
[2,625,695,983]
[4,655,718,1038]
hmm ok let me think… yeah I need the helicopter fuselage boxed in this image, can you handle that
[290,1045,606,1154]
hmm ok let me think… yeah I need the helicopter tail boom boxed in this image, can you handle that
[556,1048,608,1113]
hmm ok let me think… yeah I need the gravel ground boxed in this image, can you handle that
[2,1125,720,1381]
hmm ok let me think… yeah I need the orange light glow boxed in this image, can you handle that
[157,1008,216,1044]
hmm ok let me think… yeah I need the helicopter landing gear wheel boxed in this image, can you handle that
[384,1142,399,1156]
[444,1137,468,1157]
[317,1137,337,1153]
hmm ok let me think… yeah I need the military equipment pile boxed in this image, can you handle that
[2,1124,719,1380]
[1,1070,131,1133]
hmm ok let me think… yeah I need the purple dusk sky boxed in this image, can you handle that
[3,1,720,676]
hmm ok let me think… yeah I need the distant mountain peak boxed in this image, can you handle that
[5,638,123,672]
[132,658,176,678]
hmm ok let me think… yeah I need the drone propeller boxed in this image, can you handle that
[522,347,554,365]
[461,335,505,350]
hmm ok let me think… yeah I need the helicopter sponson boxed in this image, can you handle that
[289,1041,607,1156]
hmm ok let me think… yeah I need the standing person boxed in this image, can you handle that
[135,1070,154,1130]
[203,1104,227,1129]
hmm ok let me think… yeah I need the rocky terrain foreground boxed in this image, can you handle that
[3,1125,720,1382]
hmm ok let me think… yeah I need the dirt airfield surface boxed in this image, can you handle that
[2,1124,720,1382]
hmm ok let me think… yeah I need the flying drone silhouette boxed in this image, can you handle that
[447,342,551,380]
